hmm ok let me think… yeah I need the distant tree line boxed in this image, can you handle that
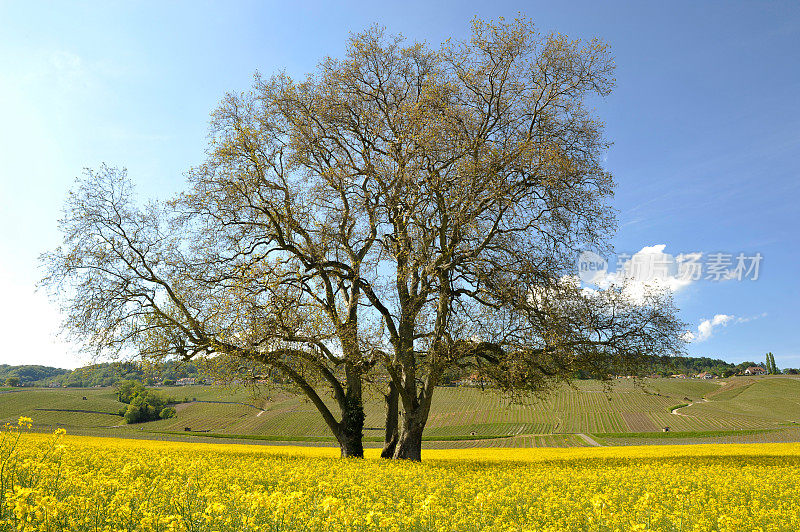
[0,365,69,386]
[646,356,746,378]
[439,355,797,382]
[4,353,796,390]
[642,354,795,377]
[25,360,208,388]
[1,358,303,388]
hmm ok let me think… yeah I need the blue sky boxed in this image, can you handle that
[1,1,798,369]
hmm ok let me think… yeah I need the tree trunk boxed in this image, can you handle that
[380,381,399,458]
[392,372,438,461]
[336,401,365,458]
[393,417,424,461]
[338,427,364,458]
[338,364,365,458]
[271,357,365,458]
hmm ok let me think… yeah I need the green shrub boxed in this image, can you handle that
[116,380,145,404]
[116,381,176,424]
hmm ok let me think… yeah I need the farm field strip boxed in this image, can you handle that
[2,429,800,531]
[2,377,798,446]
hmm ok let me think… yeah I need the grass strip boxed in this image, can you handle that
[594,428,775,440]
[152,431,515,443]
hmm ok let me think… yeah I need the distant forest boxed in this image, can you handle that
[573,355,795,380]
[644,356,765,378]
[0,360,208,387]
[0,355,796,388]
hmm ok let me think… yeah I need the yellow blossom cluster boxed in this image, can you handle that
[1,420,799,531]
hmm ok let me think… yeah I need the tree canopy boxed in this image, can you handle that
[42,18,684,460]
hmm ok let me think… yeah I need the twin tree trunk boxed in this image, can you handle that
[381,381,433,461]
[337,380,425,461]
[335,364,366,458]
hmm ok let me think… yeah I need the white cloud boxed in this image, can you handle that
[683,313,766,343]
[684,314,734,342]
[586,244,698,303]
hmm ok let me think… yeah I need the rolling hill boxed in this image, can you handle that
[1,376,797,448]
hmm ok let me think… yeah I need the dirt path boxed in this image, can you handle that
[576,433,602,447]
[671,398,709,416]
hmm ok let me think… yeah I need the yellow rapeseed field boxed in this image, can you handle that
[1,419,799,531]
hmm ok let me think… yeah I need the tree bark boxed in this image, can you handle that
[334,399,365,458]
[392,369,440,460]
[380,381,399,458]
[337,424,364,458]
[337,364,365,458]
[392,416,425,461]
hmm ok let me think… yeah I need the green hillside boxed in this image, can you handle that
[1,376,798,448]
[0,364,70,385]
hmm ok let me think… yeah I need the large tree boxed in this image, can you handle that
[42,165,373,457]
[42,18,684,460]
